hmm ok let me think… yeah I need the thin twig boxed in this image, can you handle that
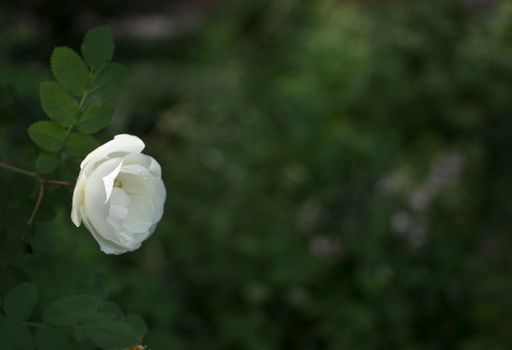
[0,160,73,187]
[0,161,37,177]
[28,182,44,225]
[43,179,73,187]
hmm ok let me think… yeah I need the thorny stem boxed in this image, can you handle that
[0,160,73,225]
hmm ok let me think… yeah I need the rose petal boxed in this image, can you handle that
[123,153,162,177]
[71,171,88,227]
[84,157,124,243]
[81,134,145,172]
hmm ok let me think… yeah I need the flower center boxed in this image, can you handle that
[113,179,123,188]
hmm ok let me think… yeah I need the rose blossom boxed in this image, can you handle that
[71,134,166,254]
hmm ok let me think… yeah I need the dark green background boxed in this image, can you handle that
[1,0,512,348]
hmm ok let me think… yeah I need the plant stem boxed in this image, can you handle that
[0,160,73,186]
[0,161,37,177]
[78,91,88,110]
[28,182,44,225]
[0,160,74,225]
[44,179,73,186]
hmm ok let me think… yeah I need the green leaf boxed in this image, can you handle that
[42,294,101,327]
[81,26,114,69]
[77,102,115,134]
[90,63,126,101]
[39,81,79,127]
[65,133,100,158]
[35,327,73,350]
[85,320,140,349]
[28,121,67,152]
[0,315,33,349]
[35,152,59,174]
[3,282,37,322]
[50,47,89,96]
[125,313,148,336]
[98,301,123,320]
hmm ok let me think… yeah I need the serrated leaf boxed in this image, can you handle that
[51,47,89,96]
[0,315,33,349]
[85,320,139,349]
[90,63,126,101]
[81,26,114,69]
[35,152,59,174]
[125,313,148,336]
[77,102,115,134]
[65,133,100,158]
[39,81,79,127]
[3,282,37,322]
[28,121,67,152]
[42,294,101,327]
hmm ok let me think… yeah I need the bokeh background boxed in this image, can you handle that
[2,0,512,348]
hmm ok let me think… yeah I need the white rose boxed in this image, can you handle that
[71,134,166,254]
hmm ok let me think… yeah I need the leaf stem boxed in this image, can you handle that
[78,90,88,110]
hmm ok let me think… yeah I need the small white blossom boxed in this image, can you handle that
[71,134,166,254]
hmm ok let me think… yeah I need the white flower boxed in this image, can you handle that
[71,134,166,254]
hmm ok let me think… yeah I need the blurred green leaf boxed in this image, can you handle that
[39,81,79,127]
[64,133,100,158]
[35,152,59,174]
[90,63,125,101]
[28,121,66,152]
[85,320,140,349]
[3,282,37,322]
[77,102,115,134]
[50,47,89,96]
[42,294,101,327]
[0,315,33,349]
[125,313,148,336]
[81,26,114,69]
[98,301,123,320]
[35,327,73,350]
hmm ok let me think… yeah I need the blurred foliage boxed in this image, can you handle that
[2,0,512,348]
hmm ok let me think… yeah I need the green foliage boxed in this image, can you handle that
[50,47,89,97]
[65,133,100,158]
[81,26,114,69]
[1,25,143,349]
[43,294,102,327]
[124,314,148,336]
[3,283,37,322]
[89,63,126,101]
[28,121,66,152]
[0,315,32,350]
[35,328,73,350]
[35,152,59,174]
[77,102,115,134]
[85,320,140,349]
[28,25,125,178]
[39,81,79,127]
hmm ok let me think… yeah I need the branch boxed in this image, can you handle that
[0,160,73,187]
